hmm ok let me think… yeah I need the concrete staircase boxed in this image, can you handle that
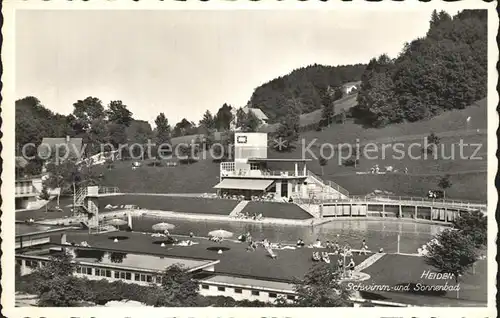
[229,200,249,217]
[297,203,321,218]
[306,171,349,200]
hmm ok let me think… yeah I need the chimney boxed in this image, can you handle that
[66,135,70,143]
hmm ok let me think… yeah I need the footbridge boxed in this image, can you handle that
[319,195,486,222]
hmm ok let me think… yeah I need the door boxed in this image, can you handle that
[281,180,288,198]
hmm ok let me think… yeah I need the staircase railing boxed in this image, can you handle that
[98,186,120,194]
[75,186,88,206]
[306,170,349,197]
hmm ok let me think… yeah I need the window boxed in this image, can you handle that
[250,163,260,170]
[125,272,132,280]
[115,271,120,279]
[106,270,112,278]
[251,290,260,296]
[234,288,242,294]
[140,274,146,282]
[287,295,295,300]
[135,273,140,281]
[86,267,92,275]
[120,272,126,279]
[26,260,37,268]
[201,285,209,290]
[146,275,152,283]
[269,293,277,298]
[217,286,225,292]
[93,268,107,277]
[76,266,82,274]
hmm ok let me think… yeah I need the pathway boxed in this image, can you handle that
[229,201,249,217]
[355,252,386,272]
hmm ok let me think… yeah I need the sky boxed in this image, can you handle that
[16,9,441,127]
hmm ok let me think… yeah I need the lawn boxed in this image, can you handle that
[97,158,220,194]
[99,195,239,215]
[241,201,312,220]
[16,196,76,221]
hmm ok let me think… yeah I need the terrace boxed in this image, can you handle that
[60,231,369,282]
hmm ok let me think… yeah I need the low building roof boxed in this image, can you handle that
[39,137,84,159]
[20,246,219,273]
[214,178,274,191]
[199,274,295,293]
[243,107,269,121]
[16,156,29,168]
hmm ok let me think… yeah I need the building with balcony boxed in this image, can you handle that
[15,178,43,210]
[213,132,348,201]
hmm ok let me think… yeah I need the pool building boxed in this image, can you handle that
[214,132,349,201]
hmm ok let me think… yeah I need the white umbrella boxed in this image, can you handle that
[208,229,233,238]
[152,222,175,232]
[107,219,128,227]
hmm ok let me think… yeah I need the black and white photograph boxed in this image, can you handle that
[1,1,496,316]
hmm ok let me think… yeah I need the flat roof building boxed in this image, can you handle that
[214,132,348,202]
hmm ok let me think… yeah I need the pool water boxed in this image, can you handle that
[130,216,447,254]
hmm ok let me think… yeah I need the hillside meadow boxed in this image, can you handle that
[97,99,487,202]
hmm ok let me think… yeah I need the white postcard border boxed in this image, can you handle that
[1,0,497,317]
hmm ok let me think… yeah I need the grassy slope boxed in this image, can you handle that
[269,98,487,201]
[99,99,487,201]
[97,156,220,194]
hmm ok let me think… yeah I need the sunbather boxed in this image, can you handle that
[267,247,277,259]
[321,252,330,263]
[312,239,323,248]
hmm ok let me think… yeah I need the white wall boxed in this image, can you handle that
[234,133,267,160]
[198,284,295,304]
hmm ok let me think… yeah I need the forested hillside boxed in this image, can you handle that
[355,9,487,127]
[248,64,366,123]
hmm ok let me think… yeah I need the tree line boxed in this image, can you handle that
[354,9,487,127]
[248,63,366,123]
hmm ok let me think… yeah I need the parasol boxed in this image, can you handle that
[152,222,175,232]
[107,219,128,227]
[208,229,233,238]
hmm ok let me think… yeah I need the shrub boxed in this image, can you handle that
[179,158,198,165]
[342,158,359,167]
[147,161,164,167]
